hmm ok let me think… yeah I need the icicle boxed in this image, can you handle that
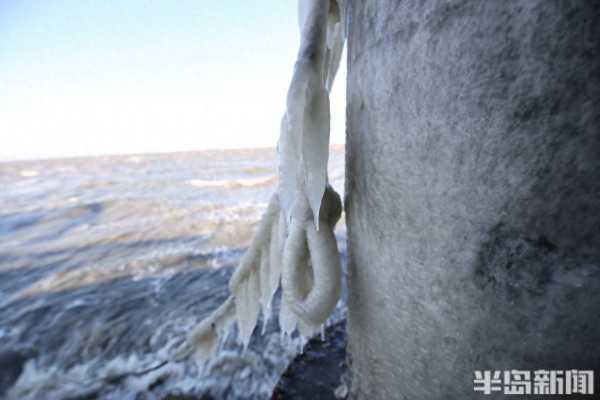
[234,270,261,349]
[176,0,345,363]
[174,296,236,361]
[279,294,298,338]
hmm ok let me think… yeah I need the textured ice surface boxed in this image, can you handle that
[179,0,345,369]
[279,0,343,229]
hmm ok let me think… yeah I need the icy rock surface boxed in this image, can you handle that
[345,1,600,398]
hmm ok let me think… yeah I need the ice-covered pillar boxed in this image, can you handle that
[344,1,600,398]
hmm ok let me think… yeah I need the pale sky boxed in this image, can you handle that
[0,1,346,161]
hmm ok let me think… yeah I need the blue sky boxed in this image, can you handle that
[0,1,345,161]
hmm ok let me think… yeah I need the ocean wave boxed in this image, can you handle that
[0,148,347,399]
[187,176,277,189]
[19,170,39,178]
[5,331,301,400]
[240,166,272,175]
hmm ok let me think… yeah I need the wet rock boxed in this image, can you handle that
[271,320,347,400]
[345,0,600,398]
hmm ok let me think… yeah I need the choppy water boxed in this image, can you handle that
[0,147,346,400]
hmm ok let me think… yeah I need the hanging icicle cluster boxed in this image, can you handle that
[175,0,345,361]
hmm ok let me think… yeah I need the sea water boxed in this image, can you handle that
[0,146,346,399]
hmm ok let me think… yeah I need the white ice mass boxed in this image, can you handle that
[176,0,345,361]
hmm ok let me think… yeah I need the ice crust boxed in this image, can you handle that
[177,0,345,363]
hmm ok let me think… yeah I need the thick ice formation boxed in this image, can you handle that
[176,0,345,362]
[279,0,344,229]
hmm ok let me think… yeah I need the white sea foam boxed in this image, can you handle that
[5,327,303,400]
[187,176,277,189]
[19,170,39,177]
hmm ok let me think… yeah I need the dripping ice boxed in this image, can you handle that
[175,0,346,363]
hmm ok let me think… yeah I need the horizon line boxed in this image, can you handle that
[0,143,346,164]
